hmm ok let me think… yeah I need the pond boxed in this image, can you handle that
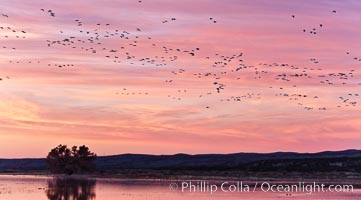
[0,175,360,199]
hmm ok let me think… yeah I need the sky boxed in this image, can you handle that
[0,0,360,158]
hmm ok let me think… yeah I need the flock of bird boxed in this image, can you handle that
[0,4,360,112]
[292,10,336,35]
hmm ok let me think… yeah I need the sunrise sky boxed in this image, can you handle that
[0,0,360,158]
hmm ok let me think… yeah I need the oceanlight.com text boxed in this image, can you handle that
[168,181,354,195]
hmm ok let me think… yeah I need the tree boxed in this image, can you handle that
[46,144,97,175]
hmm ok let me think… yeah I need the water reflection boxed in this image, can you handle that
[46,177,96,200]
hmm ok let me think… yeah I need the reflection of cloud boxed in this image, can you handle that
[46,178,96,200]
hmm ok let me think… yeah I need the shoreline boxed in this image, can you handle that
[1,171,361,185]
[1,174,361,189]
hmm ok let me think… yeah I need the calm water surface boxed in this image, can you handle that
[0,175,360,200]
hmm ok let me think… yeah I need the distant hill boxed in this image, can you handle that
[1,149,361,173]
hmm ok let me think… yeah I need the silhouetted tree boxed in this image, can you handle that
[47,144,97,175]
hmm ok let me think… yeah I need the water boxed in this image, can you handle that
[0,175,360,200]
